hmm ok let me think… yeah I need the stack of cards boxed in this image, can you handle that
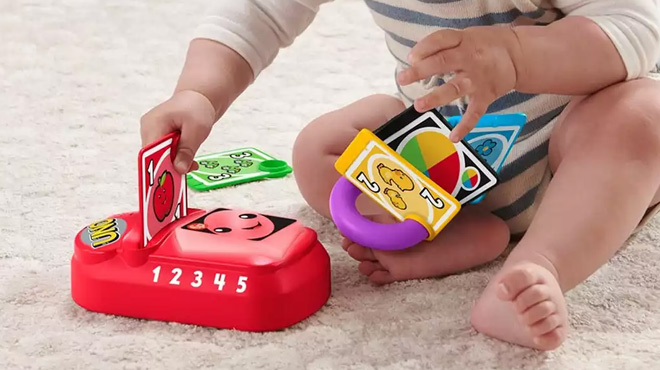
[374,107,499,205]
[335,129,461,240]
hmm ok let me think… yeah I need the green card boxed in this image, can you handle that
[187,147,292,191]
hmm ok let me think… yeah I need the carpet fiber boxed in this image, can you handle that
[2,0,660,369]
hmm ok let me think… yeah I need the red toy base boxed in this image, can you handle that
[71,208,331,331]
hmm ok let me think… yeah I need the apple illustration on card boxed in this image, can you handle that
[153,171,175,222]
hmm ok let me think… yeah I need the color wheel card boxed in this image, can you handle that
[374,107,498,205]
[138,132,188,248]
[187,148,292,191]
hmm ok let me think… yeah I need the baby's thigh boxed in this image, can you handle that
[292,94,405,217]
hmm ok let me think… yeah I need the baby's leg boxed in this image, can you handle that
[293,94,405,217]
[471,78,660,350]
[293,94,510,284]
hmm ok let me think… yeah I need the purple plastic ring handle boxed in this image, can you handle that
[329,177,429,250]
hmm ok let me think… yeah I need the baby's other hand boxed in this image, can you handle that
[397,26,520,142]
[140,90,216,174]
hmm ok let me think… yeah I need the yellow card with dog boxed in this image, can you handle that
[335,129,461,240]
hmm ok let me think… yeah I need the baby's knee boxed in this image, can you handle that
[292,94,405,215]
[607,80,660,161]
[294,116,329,156]
[292,111,349,217]
[293,93,404,161]
[292,113,339,174]
[565,79,660,160]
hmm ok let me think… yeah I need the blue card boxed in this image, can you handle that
[446,113,527,204]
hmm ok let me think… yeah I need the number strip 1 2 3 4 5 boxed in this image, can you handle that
[152,266,248,293]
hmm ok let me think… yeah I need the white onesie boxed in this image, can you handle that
[194,0,660,235]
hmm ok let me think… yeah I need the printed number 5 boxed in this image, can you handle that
[236,276,248,293]
[420,188,445,209]
[357,172,380,193]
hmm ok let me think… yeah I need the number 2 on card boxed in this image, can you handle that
[357,172,380,193]
[420,188,445,209]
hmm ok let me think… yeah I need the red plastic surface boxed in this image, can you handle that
[71,208,331,331]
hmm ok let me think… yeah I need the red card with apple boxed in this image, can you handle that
[138,132,188,247]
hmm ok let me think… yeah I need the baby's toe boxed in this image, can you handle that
[357,261,394,285]
[514,283,551,313]
[521,300,556,325]
[368,269,394,285]
[497,264,545,301]
[346,243,377,262]
[341,238,351,251]
[533,326,566,350]
[358,260,385,276]
[529,314,562,337]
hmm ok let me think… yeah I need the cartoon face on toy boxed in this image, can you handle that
[184,209,291,241]
[172,208,309,266]
[153,171,175,222]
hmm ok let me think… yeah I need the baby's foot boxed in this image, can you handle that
[471,262,568,350]
[341,211,509,285]
[342,236,443,285]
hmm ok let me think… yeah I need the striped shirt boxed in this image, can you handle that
[360,0,575,234]
[195,0,660,233]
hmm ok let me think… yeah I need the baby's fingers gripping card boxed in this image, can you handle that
[335,130,461,239]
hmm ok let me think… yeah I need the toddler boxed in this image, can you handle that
[141,0,660,350]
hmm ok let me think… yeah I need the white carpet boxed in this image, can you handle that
[2,0,660,369]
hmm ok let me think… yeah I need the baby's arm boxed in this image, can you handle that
[184,0,331,115]
[511,0,660,95]
[142,0,330,173]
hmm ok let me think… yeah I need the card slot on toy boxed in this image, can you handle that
[335,129,461,240]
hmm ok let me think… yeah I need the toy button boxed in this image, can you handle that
[259,160,289,173]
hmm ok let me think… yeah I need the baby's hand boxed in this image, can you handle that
[140,90,217,174]
[397,26,520,142]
